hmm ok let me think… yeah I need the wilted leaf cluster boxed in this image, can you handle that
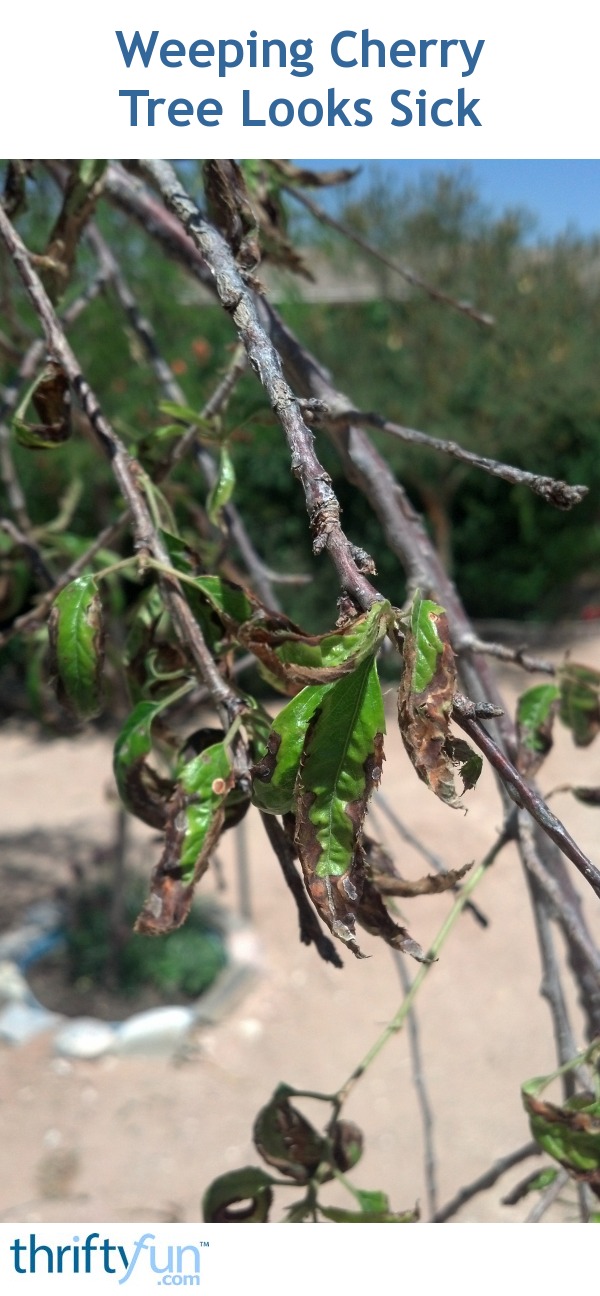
[202,1083,416,1223]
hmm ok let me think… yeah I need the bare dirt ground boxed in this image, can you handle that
[1,635,599,1225]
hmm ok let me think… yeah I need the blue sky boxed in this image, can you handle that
[298,160,600,242]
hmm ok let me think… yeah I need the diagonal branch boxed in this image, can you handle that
[330,408,587,511]
[136,159,380,614]
[453,694,600,901]
[259,812,342,968]
[0,200,243,735]
[282,178,495,327]
[432,1142,540,1223]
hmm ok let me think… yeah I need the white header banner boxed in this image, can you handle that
[0,0,597,158]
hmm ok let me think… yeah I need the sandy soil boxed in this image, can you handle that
[1,638,599,1225]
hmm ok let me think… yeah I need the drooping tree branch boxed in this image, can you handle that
[452,694,600,900]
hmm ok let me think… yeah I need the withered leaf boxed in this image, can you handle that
[240,599,392,694]
[135,741,233,935]
[558,661,600,747]
[14,361,72,448]
[366,842,473,898]
[253,1088,326,1183]
[41,160,107,301]
[353,869,431,962]
[569,787,600,806]
[202,1166,274,1223]
[523,1088,600,1193]
[398,592,481,806]
[204,159,260,270]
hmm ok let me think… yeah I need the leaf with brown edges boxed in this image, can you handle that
[398,592,482,806]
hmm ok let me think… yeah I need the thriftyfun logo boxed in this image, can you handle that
[9,1233,205,1284]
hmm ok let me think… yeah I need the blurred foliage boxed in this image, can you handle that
[66,875,227,999]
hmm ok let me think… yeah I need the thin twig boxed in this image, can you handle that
[392,951,438,1218]
[453,693,600,900]
[520,813,581,1100]
[337,409,587,512]
[432,1141,540,1223]
[336,829,510,1107]
[259,812,342,968]
[0,517,54,589]
[0,267,108,538]
[283,180,495,327]
[0,512,129,648]
[257,300,520,757]
[373,792,488,927]
[458,634,556,676]
[525,1168,569,1222]
[84,219,301,609]
[517,819,600,998]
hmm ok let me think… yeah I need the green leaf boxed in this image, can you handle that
[158,400,209,425]
[519,1167,558,1194]
[502,1166,558,1206]
[48,575,104,720]
[113,699,178,830]
[409,591,445,692]
[294,658,385,958]
[523,1092,600,1177]
[558,662,600,747]
[298,658,385,880]
[177,741,233,881]
[159,533,244,650]
[192,574,255,625]
[517,684,560,752]
[113,700,165,809]
[517,682,560,774]
[251,684,331,815]
[202,1167,274,1223]
[354,1187,390,1213]
[77,159,107,187]
[318,1202,416,1223]
[207,445,235,527]
[292,659,428,961]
